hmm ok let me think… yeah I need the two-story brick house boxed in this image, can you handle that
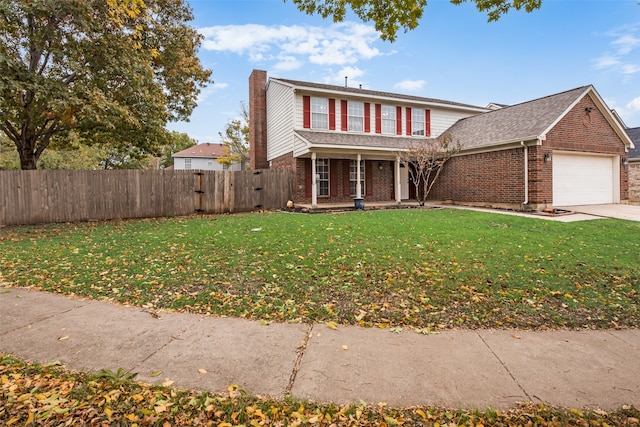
[249,69,633,210]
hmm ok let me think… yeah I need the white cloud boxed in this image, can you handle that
[608,96,640,127]
[322,66,366,87]
[593,25,640,78]
[198,22,383,67]
[394,79,425,92]
[611,34,640,55]
[196,83,228,104]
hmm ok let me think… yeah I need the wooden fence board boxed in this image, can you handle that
[0,169,293,226]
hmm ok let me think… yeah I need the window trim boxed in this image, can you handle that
[412,108,426,136]
[184,158,192,170]
[311,97,329,130]
[348,101,364,132]
[381,105,396,135]
[316,158,330,197]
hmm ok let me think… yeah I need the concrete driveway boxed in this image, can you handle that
[556,204,640,221]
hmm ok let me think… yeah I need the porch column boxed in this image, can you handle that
[356,154,362,198]
[311,152,317,208]
[395,156,402,204]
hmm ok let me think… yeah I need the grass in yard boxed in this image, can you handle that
[2,354,639,426]
[0,209,638,330]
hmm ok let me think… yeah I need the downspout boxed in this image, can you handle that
[521,141,528,210]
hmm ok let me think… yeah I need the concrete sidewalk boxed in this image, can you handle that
[1,287,638,410]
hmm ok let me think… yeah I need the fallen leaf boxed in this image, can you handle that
[150,370,162,377]
[342,345,348,350]
[512,334,521,339]
[58,336,69,341]
[198,368,207,374]
[325,321,338,330]
[162,379,174,387]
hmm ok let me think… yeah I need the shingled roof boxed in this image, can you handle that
[445,86,591,150]
[627,127,640,159]
[296,130,407,151]
[172,143,227,158]
[273,78,487,112]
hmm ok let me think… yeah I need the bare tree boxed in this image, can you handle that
[397,133,460,206]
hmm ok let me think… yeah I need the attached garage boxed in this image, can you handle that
[552,152,618,206]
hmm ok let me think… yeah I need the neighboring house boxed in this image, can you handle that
[172,143,244,171]
[627,127,640,202]
[249,69,633,209]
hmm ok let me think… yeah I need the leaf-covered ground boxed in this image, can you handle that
[1,209,639,330]
[2,354,639,426]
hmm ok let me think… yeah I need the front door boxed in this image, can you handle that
[400,164,409,200]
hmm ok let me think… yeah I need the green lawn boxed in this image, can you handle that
[1,209,639,330]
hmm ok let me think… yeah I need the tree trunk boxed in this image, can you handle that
[19,143,40,170]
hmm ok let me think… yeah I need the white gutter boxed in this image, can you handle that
[521,141,528,209]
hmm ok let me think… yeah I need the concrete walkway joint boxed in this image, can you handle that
[1,288,639,410]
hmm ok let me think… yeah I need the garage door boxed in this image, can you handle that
[552,153,614,206]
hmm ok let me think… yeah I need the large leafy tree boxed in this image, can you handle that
[0,0,211,170]
[289,0,542,41]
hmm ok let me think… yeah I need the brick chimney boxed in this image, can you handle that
[249,69,269,170]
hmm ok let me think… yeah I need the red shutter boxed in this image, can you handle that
[303,96,311,128]
[304,158,312,197]
[330,159,338,197]
[375,104,382,133]
[396,106,402,135]
[341,100,348,131]
[329,99,336,130]
[425,109,431,137]
[406,107,412,136]
[343,161,351,196]
[365,161,373,196]
[364,103,370,133]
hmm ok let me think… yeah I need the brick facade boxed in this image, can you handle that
[249,70,269,170]
[630,163,640,202]
[428,148,526,206]
[428,95,630,209]
[292,158,396,204]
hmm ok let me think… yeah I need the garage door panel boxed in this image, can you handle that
[553,154,614,206]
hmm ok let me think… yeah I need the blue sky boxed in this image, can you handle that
[168,0,640,143]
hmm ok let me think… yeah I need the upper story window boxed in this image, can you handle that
[311,97,328,129]
[381,105,396,134]
[412,108,425,136]
[348,101,364,132]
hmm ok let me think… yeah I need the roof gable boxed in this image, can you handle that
[172,143,227,158]
[445,86,591,150]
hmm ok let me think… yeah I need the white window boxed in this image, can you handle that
[311,97,328,129]
[349,160,365,196]
[316,158,329,196]
[412,108,425,136]
[184,158,192,170]
[348,101,364,132]
[381,105,396,134]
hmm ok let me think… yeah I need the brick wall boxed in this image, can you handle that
[293,159,395,204]
[249,70,269,170]
[428,94,630,208]
[630,163,640,202]
[428,148,526,205]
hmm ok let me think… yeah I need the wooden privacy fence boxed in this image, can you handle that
[0,169,293,226]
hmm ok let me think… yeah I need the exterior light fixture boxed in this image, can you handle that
[544,153,552,162]
[622,158,628,166]
[585,107,593,113]
[378,162,383,170]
